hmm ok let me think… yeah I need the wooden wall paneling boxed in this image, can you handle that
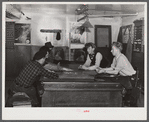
[5,49,15,77]
[5,22,15,77]
[6,22,15,49]
[14,45,31,76]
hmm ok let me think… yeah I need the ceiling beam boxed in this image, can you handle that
[88,13,138,18]
[6,11,20,19]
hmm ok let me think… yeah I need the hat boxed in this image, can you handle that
[39,46,51,53]
[33,50,47,61]
[45,42,54,48]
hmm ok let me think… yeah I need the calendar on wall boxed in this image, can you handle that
[133,19,144,52]
[69,22,86,44]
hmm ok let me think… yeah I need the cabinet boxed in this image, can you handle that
[133,19,144,52]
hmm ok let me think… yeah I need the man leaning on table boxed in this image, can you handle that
[78,42,103,70]
[96,42,136,76]
[6,50,59,107]
[96,42,136,89]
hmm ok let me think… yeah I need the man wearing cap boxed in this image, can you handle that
[39,42,73,71]
[6,50,59,107]
[45,42,55,63]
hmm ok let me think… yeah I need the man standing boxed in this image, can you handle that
[6,51,59,107]
[45,42,54,63]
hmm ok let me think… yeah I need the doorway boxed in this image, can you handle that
[95,25,111,48]
[94,25,113,66]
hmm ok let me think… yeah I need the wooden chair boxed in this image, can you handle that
[6,90,31,107]
[122,67,142,107]
[12,92,31,107]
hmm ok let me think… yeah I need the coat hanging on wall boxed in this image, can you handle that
[56,32,61,40]
[117,26,123,43]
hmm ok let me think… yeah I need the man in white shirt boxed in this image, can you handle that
[96,42,136,76]
[96,42,136,89]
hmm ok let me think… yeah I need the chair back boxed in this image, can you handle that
[134,67,139,87]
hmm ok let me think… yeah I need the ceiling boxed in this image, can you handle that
[6,4,145,19]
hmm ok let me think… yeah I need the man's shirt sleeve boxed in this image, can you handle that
[95,53,102,67]
[111,58,116,69]
[115,56,126,71]
[83,54,91,66]
[40,67,59,79]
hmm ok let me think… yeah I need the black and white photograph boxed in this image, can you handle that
[2,2,147,120]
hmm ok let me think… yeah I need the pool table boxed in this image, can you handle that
[41,62,123,107]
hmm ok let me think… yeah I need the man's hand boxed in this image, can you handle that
[37,82,45,97]
[47,69,55,73]
[96,67,104,73]
[78,65,83,69]
[38,89,44,97]
[78,65,89,70]
[62,68,73,71]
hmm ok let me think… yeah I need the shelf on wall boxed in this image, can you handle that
[70,43,85,49]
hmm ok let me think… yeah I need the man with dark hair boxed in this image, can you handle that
[78,42,103,70]
[44,42,54,63]
[39,46,51,64]
[39,46,50,54]
[6,51,59,107]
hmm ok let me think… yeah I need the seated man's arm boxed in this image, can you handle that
[87,53,102,70]
[79,55,91,70]
[103,57,124,74]
[105,69,119,74]
[44,62,73,71]
[44,62,59,71]
[40,67,59,79]
[96,57,120,74]
[36,80,44,97]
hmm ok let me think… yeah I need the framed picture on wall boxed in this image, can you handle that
[69,22,86,44]
[15,23,31,44]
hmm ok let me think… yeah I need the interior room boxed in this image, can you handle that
[4,3,145,108]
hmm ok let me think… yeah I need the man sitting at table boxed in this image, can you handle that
[96,42,136,89]
[78,42,103,70]
[6,51,59,107]
[96,42,136,76]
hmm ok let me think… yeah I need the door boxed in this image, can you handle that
[95,25,111,47]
